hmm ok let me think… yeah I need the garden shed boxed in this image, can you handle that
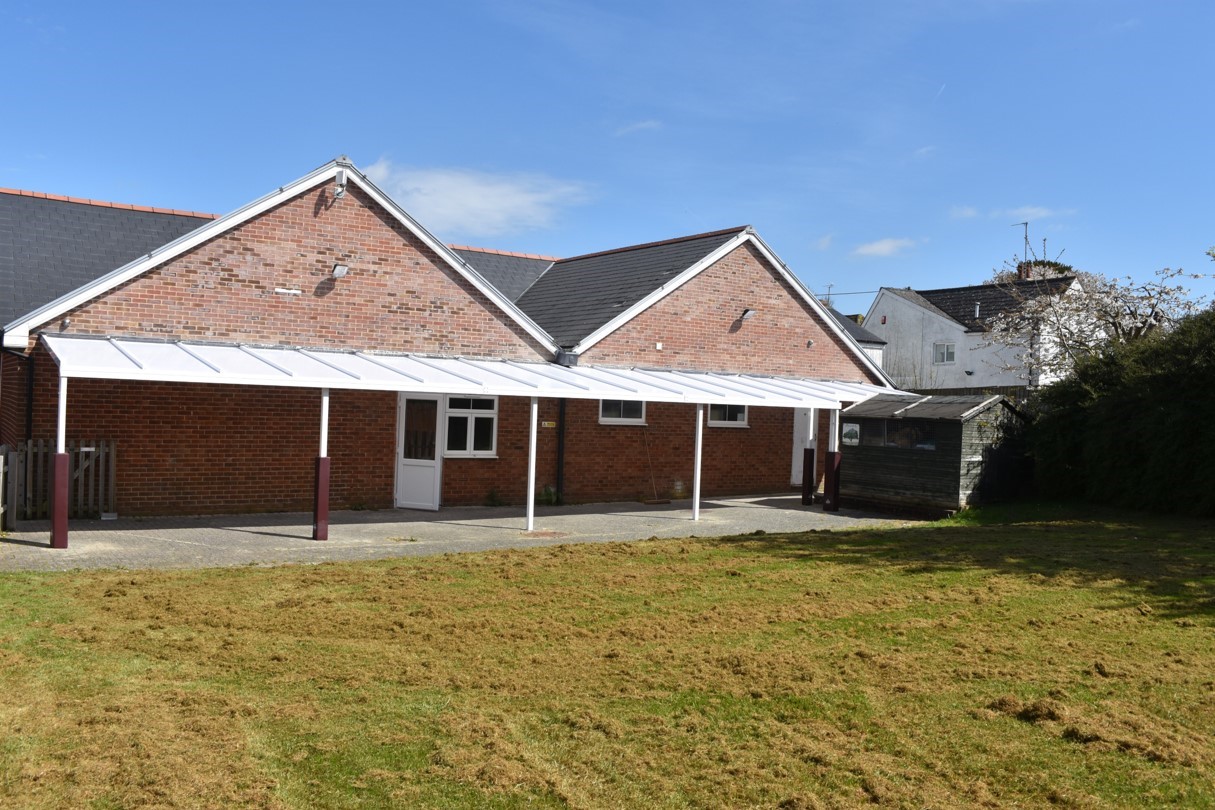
[838,393,1027,514]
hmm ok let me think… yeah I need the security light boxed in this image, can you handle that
[740,308,757,320]
[332,264,349,279]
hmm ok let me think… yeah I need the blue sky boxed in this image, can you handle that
[3,1,1212,314]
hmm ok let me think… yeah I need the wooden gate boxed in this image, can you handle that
[4,440,117,524]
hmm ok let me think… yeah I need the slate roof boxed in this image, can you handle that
[844,393,1012,421]
[826,306,885,346]
[514,226,748,348]
[885,277,1075,332]
[0,189,215,328]
[450,246,556,303]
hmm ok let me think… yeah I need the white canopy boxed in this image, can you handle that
[41,334,896,409]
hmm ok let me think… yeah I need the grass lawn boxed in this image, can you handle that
[1,502,1213,808]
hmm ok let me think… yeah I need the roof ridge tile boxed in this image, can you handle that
[448,244,561,261]
[555,225,748,264]
[0,187,218,220]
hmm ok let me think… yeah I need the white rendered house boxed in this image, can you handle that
[863,276,1077,392]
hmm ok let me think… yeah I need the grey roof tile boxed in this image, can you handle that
[826,306,885,346]
[886,277,1075,332]
[0,192,213,328]
[514,226,747,348]
[450,247,554,302]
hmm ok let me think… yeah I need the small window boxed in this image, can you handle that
[599,400,646,424]
[933,342,956,364]
[708,403,748,427]
[859,420,936,450]
[445,396,497,457]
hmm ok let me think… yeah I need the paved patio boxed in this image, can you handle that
[0,495,915,571]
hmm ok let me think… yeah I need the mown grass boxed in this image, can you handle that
[1,503,1213,808]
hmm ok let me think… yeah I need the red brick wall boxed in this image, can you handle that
[39,183,549,360]
[24,347,395,515]
[581,242,881,382]
[440,397,798,507]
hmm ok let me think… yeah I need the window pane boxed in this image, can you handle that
[622,400,644,420]
[709,404,726,422]
[601,400,622,419]
[471,399,495,411]
[446,415,468,451]
[730,405,746,422]
[448,398,472,411]
[473,416,494,451]
[860,420,884,446]
[403,399,437,460]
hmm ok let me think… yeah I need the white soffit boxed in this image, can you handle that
[41,335,899,409]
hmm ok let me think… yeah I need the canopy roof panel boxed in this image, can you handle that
[41,334,898,409]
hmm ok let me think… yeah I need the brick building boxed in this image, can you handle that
[0,159,895,547]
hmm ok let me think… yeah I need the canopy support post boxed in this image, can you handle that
[313,387,330,541]
[801,407,819,505]
[51,376,69,549]
[526,396,538,532]
[823,407,841,512]
[692,403,704,521]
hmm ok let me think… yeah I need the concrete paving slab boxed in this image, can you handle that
[0,495,917,572]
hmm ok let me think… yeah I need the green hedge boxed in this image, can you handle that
[1031,308,1215,515]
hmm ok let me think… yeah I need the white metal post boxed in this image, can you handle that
[692,403,704,521]
[57,376,68,453]
[319,388,330,457]
[526,396,538,532]
[828,408,840,453]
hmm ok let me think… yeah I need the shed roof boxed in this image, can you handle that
[843,393,1012,421]
[0,189,215,327]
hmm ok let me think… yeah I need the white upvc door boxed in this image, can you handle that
[395,394,444,510]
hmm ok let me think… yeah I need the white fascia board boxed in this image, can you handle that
[4,160,561,356]
[3,161,344,349]
[742,232,895,388]
[569,230,752,354]
[348,168,560,355]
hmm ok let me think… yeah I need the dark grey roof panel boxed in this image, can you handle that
[826,306,885,346]
[0,193,213,327]
[452,248,553,303]
[895,277,1074,332]
[844,393,1007,421]
[515,227,747,348]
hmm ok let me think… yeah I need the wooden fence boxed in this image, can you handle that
[1,440,117,524]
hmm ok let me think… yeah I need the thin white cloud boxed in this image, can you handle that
[950,205,979,219]
[365,159,589,238]
[614,119,663,137]
[853,237,917,258]
[913,145,935,159]
[815,234,834,251]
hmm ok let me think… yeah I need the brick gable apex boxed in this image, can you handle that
[580,241,882,382]
[37,181,552,360]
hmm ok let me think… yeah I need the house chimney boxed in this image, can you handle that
[1017,261,1030,281]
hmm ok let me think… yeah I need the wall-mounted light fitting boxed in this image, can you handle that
[332,264,349,279]
[740,308,757,320]
[334,168,347,199]
[806,338,815,348]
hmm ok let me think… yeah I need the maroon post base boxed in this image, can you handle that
[313,456,330,541]
[801,447,816,506]
[822,451,841,512]
[51,452,69,549]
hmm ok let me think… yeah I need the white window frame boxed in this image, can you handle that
[933,342,956,365]
[599,399,646,425]
[444,396,498,458]
[707,403,748,428]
